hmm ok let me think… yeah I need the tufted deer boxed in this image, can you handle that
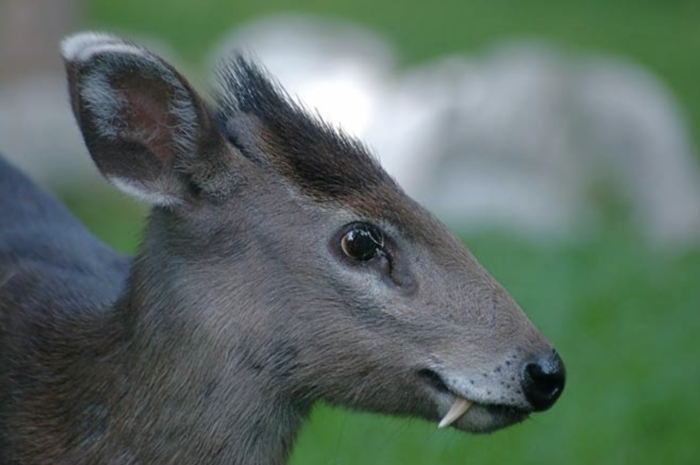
[0,32,565,464]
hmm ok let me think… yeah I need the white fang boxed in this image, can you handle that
[438,397,473,429]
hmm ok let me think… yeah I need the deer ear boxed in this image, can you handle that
[62,32,228,206]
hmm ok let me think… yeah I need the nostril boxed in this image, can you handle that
[521,351,566,412]
[417,368,450,394]
[526,363,562,397]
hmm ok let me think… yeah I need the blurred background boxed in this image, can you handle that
[1,0,699,463]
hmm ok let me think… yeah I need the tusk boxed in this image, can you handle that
[438,397,474,429]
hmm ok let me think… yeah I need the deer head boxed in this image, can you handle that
[61,32,564,457]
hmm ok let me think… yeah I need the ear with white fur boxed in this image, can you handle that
[62,32,231,206]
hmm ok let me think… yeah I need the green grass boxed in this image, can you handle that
[85,0,700,152]
[59,2,700,463]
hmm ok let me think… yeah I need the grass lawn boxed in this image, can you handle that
[86,0,700,151]
[57,1,700,463]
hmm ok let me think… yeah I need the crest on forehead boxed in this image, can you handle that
[214,56,396,202]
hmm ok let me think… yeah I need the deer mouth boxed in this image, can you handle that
[417,368,531,432]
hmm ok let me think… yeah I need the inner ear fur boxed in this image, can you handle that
[63,33,234,206]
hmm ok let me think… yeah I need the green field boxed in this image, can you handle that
[59,1,700,463]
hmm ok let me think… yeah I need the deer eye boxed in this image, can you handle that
[341,223,384,261]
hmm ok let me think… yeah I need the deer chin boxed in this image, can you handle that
[441,400,531,433]
[418,369,531,433]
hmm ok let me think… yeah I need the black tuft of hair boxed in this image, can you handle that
[214,56,396,203]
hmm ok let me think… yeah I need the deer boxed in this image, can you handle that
[0,32,565,465]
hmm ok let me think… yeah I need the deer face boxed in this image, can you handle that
[62,33,564,434]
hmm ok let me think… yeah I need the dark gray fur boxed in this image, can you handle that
[0,33,564,464]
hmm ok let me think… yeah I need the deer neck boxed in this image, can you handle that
[112,248,306,465]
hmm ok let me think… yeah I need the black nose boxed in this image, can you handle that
[521,350,566,412]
